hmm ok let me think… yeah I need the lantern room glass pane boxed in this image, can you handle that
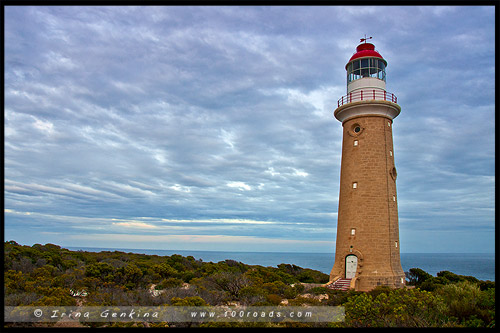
[347,58,386,83]
[379,70,386,81]
[378,60,385,71]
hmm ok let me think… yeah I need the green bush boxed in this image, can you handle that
[265,293,282,305]
[158,277,184,289]
[170,296,206,306]
[343,288,450,327]
[406,268,432,286]
[437,281,495,327]
[437,270,479,284]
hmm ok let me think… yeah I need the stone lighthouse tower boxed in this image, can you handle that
[328,38,405,291]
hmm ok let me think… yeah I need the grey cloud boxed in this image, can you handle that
[4,6,495,252]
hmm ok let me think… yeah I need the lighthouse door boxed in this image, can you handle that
[345,255,358,279]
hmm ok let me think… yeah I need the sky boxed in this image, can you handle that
[4,6,495,254]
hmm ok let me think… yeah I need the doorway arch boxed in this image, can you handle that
[345,255,358,279]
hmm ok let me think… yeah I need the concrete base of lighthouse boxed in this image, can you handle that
[328,251,406,291]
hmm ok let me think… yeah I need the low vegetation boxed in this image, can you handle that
[4,241,495,328]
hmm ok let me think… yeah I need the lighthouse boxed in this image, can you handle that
[328,38,405,291]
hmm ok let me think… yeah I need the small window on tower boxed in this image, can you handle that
[350,123,363,136]
[351,228,356,236]
[391,167,397,180]
[354,140,358,147]
[353,182,358,189]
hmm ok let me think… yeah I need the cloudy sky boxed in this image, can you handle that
[4,6,495,253]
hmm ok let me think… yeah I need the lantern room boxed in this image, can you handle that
[346,42,387,94]
[335,38,399,119]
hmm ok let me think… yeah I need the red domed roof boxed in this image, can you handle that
[346,42,387,68]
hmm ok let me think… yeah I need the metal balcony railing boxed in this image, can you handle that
[337,90,397,107]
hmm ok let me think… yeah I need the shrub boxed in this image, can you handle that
[85,262,115,279]
[419,276,451,291]
[170,296,206,306]
[283,284,304,299]
[265,294,282,305]
[437,281,494,327]
[437,271,479,284]
[238,285,266,305]
[262,281,288,296]
[343,288,450,327]
[406,268,432,286]
[158,277,184,289]
[208,271,250,297]
[152,263,178,278]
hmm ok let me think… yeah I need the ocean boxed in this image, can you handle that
[66,247,495,282]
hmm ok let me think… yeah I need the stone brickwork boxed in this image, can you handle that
[330,113,405,291]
